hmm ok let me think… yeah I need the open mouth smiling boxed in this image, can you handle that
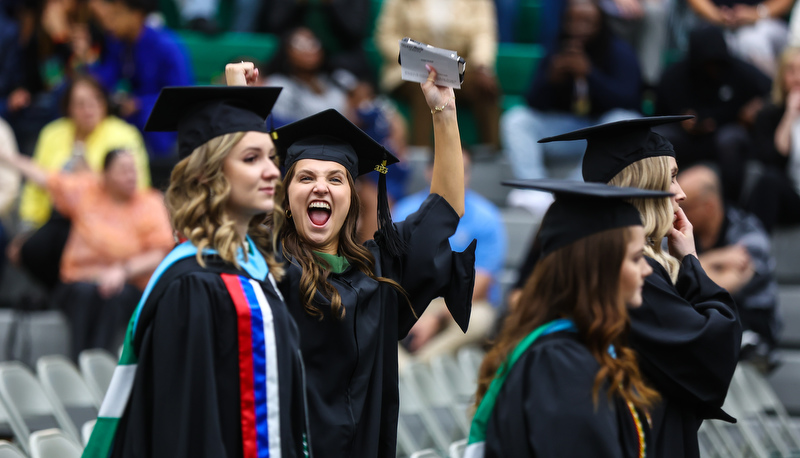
[308,201,332,226]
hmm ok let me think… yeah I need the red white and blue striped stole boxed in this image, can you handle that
[221,273,282,458]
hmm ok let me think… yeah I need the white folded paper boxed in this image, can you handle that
[398,38,465,89]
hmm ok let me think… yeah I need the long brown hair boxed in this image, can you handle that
[275,162,407,319]
[475,227,659,411]
[166,132,284,279]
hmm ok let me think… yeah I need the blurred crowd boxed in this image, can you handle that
[0,0,798,364]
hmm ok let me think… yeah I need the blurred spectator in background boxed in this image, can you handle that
[679,164,781,370]
[171,0,264,33]
[261,27,349,126]
[604,0,670,88]
[10,75,149,291]
[2,147,173,360]
[374,0,501,150]
[687,0,791,77]
[18,74,149,229]
[655,25,770,204]
[0,117,21,282]
[84,0,192,186]
[394,149,506,365]
[263,0,372,79]
[541,0,669,87]
[1,0,103,156]
[0,1,24,151]
[173,0,220,33]
[503,0,640,216]
[0,117,20,220]
[747,46,800,232]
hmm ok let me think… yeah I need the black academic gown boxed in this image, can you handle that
[629,255,741,458]
[278,194,476,457]
[110,256,308,458]
[485,332,651,458]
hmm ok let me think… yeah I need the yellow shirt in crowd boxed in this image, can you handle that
[19,116,151,228]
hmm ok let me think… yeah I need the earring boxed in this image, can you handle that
[285,209,292,219]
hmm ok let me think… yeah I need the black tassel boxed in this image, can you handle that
[375,164,407,257]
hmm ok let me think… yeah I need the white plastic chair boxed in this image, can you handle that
[28,428,82,458]
[738,362,800,452]
[409,449,440,458]
[456,346,485,387]
[78,349,117,405]
[725,362,800,457]
[0,361,80,455]
[80,419,95,447]
[404,362,469,442]
[448,438,467,458]
[698,421,738,458]
[37,355,99,436]
[0,400,16,447]
[398,373,450,453]
[430,354,475,407]
[0,440,26,458]
[713,377,773,458]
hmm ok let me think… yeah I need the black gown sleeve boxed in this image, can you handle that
[388,193,476,337]
[485,335,631,458]
[630,256,741,417]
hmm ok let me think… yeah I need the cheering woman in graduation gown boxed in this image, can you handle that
[538,117,742,458]
[467,180,669,458]
[82,87,308,458]
[228,63,475,457]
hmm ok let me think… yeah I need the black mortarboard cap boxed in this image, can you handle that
[538,116,692,184]
[502,179,672,257]
[145,86,282,159]
[272,109,404,256]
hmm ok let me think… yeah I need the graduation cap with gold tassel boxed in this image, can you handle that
[271,109,405,256]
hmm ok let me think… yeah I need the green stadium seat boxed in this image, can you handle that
[515,0,542,44]
[177,31,278,84]
[496,43,543,95]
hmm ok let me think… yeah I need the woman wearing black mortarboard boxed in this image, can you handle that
[227,63,476,457]
[82,86,310,458]
[534,117,742,458]
[466,180,668,458]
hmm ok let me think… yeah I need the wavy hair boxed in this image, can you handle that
[165,132,284,279]
[608,156,680,283]
[475,227,660,411]
[274,162,407,320]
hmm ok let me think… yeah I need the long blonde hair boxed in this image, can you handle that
[772,46,800,105]
[608,156,680,283]
[165,132,284,279]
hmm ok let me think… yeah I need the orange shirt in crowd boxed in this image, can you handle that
[47,171,174,290]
